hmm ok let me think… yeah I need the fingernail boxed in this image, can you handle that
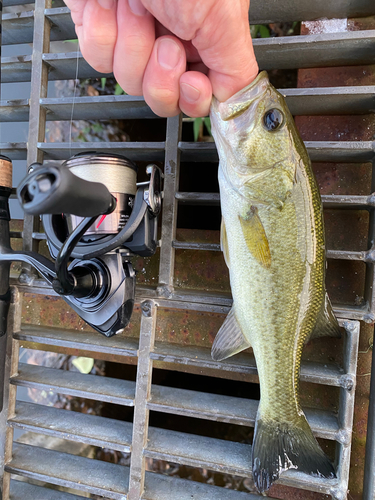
[98,0,115,9]
[128,0,147,16]
[180,82,201,103]
[157,38,181,70]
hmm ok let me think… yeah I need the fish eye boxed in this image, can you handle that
[263,109,284,132]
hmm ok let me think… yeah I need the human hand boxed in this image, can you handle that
[64,0,259,118]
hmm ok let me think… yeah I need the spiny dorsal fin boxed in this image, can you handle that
[220,217,230,268]
[211,307,251,361]
[306,293,342,343]
[239,206,271,269]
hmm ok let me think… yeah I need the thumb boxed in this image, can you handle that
[193,0,258,102]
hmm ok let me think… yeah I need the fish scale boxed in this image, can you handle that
[210,71,339,492]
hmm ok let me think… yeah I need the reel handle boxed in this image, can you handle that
[17,163,116,217]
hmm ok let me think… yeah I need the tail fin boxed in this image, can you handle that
[252,414,335,493]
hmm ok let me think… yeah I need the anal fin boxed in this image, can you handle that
[306,293,342,343]
[211,307,251,361]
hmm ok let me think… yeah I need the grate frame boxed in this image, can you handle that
[0,0,375,499]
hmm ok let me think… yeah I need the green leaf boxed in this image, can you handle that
[114,83,125,95]
[258,25,270,38]
[101,77,107,90]
[250,25,259,38]
[203,117,211,136]
[193,117,202,142]
[72,357,94,374]
[92,123,104,133]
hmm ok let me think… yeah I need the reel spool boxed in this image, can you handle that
[40,154,161,261]
[64,153,137,237]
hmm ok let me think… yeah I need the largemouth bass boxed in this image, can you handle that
[210,71,339,492]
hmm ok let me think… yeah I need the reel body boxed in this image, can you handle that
[15,153,162,337]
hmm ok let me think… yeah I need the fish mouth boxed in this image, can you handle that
[210,71,269,118]
[217,71,269,121]
[209,71,269,144]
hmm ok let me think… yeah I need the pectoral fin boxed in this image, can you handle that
[211,307,251,361]
[306,293,342,343]
[239,207,271,268]
[220,218,230,268]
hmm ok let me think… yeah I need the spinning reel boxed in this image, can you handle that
[0,153,162,337]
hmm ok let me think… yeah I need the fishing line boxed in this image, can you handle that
[69,42,80,157]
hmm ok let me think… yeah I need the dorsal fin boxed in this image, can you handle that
[306,293,341,343]
[211,307,251,361]
[220,217,230,268]
[239,206,271,269]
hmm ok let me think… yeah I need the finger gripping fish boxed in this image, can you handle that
[210,71,339,493]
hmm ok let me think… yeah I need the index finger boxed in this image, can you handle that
[65,0,118,74]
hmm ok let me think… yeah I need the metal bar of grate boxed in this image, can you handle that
[175,191,375,209]
[2,31,375,83]
[20,0,51,285]
[9,395,338,446]
[11,272,372,325]
[0,289,22,498]
[9,401,133,453]
[4,3,375,45]
[363,326,375,500]
[38,142,166,161]
[143,472,258,500]
[14,324,139,357]
[5,139,368,165]
[172,242,375,265]
[0,96,156,122]
[11,363,136,406]
[0,144,27,161]
[0,289,21,499]
[148,385,340,440]
[179,141,375,163]
[158,115,182,291]
[248,0,375,23]
[3,0,35,5]
[253,30,375,69]
[128,301,157,499]
[6,442,130,500]
[335,320,361,500]
[1,86,374,123]
[151,337,348,386]
[10,479,87,500]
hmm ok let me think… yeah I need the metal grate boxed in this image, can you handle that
[0,0,374,499]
